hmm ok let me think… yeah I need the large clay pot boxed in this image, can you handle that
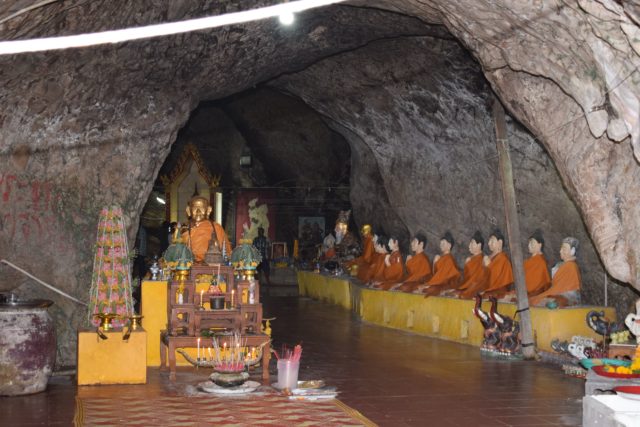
[0,296,56,396]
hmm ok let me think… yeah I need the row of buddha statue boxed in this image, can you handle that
[344,226,581,307]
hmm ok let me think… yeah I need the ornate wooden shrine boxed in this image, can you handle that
[160,264,269,381]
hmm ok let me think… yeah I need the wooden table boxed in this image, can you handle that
[160,331,271,382]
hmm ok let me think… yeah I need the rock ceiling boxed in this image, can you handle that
[1,1,640,363]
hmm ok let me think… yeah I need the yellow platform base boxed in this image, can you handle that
[77,329,147,385]
[296,271,352,310]
[141,280,168,366]
[297,271,616,353]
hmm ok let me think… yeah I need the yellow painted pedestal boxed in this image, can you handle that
[298,271,617,353]
[141,280,168,366]
[77,329,147,385]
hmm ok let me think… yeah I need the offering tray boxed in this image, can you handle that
[199,380,260,395]
[271,380,327,391]
[615,385,640,401]
[272,380,338,400]
[592,365,640,379]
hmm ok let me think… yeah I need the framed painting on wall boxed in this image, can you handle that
[298,217,325,244]
[235,190,276,244]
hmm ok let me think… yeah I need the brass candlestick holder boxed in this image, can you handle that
[128,314,144,331]
[244,268,256,279]
[173,268,190,282]
[95,313,118,330]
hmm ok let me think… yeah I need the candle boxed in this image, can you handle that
[200,289,204,306]
[197,337,201,360]
[231,290,235,307]
[208,347,212,361]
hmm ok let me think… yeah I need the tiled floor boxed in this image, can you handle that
[0,296,583,426]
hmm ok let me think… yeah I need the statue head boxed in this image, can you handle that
[488,229,505,255]
[528,229,544,255]
[258,227,265,237]
[186,195,212,224]
[361,224,372,237]
[411,232,427,254]
[323,233,336,251]
[375,234,389,254]
[335,210,350,239]
[560,236,579,261]
[440,231,454,254]
[387,235,399,252]
[469,231,484,255]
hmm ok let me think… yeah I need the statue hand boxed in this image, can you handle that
[483,255,490,267]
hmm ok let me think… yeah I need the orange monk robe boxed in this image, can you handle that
[397,252,431,292]
[378,251,404,290]
[425,254,461,288]
[365,252,387,283]
[349,235,374,280]
[483,252,514,293]
[405,252,431,283]
[183,221,232,263]
[458,254,489,299]
[530,260,581,305]
[524,254,551,296]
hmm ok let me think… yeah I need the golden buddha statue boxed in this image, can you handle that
[182,195,232,263]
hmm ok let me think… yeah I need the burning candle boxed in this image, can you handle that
[197,337,201,360]
[208,347,212,361]
[231,290,235,307]
[200,289,204,306]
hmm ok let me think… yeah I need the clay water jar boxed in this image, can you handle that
[0,295,56,396]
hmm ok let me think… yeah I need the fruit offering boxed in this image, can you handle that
[602,345,640,374]
[631,346,640,372]
[611,330,631,344]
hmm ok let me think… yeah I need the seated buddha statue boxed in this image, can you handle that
[530,237,581,307]
[524,230,551,297]
[422,231,461,297]
[333,210,359,261]
[481,229,514,298]
[375,235,404,290]
[345,224,375,280]
[395,233,431,292]
[364,234,388,285]
[181,195,232,263]
[456,231,489,299]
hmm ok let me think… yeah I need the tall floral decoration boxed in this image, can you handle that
[87,205,134,327]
